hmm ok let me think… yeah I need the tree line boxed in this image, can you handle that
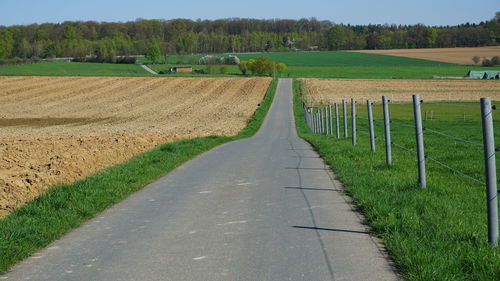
[0,15,499,60]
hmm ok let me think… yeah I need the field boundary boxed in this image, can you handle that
[0,79,278,274]
[292,79,500,280]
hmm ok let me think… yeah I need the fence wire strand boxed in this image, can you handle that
[423,101,481,109]
[306,102,494,187]
[392,142,415,154]
[391,120,416,129]
[426,155,485,185]
[424,127,483,147]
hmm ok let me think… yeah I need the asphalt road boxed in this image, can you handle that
[3,79,398,281]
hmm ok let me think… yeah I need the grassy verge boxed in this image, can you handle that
[292,79,500,281]
[0,52,474,79]
[0,79,278,274]
[0,61,153,77]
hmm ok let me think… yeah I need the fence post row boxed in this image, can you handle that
[304,95,498,247]
[313,109,316,133]
[382,96,392,166]
[325,106,329,135]
[343,99,348,138]
[324,107,327,134]
[334,103,339,139]
[351,98,357,146]
[367,100,375,152]
[315,109,319,134]
[413,94,426,188]
[328,105,332,135]
[322,108,326,134]
[480,97,499,247]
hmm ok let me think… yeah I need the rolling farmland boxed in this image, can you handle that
[351,46,500,65]
[295,79,500,280]
[300,78,500,104]
[0,76,271,217]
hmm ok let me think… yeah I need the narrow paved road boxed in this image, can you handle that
[140,64,158,74]
[4,79,398,281]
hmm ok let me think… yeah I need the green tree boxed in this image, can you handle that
[276,62,287,76]
[0,29,14,58]
[246,57,275,76]
[327,25,349,50]
[145,45,161,63]
[238,61,248,75]
[425,27,438,48]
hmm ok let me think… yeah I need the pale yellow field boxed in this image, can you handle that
[0,76,271,217]
[300,78,500,105]
[351,46,500,65]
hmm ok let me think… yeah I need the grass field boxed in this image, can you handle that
[352,46,500,65]
[0,51,479,79]
[142,51,456,66]
[0,61,152,77]
[142,51,475,79]
[294,80,500,280]
[0,79,278,274]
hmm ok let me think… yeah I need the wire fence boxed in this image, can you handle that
[301,94,499,247]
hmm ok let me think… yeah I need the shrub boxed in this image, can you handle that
[482,58,493,66]
[199,55,224,65]
[238,61,248,75]
[491,56,500,66]
[224,55,240,65]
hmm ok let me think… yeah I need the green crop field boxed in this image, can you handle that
[0,61,152,77]
[141,51,474,79]
[294,80,500,280]
[0,51,483,79]
[141,51,455,66]
[148,64,241,77]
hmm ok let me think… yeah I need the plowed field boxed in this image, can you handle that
[351,46,500,65]
[300,78,500,104]
[0,76,271,217]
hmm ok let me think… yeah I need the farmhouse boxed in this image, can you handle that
[467,70,500,79]
[170,67,193,73]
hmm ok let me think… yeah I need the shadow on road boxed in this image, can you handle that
[292,226,370,235]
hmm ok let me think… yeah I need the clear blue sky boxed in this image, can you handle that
[0,0,498,26]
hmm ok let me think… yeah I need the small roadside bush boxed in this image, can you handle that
[224,55,240,65]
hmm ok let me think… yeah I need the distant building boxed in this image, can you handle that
[170,67,193,73]
[467,70,500,79]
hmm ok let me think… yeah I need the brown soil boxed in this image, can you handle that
[0,76,271,217]
[300,78,500,105]
[350,46,500,65]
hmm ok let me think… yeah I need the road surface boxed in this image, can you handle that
[140,64,158,75]
[3,79,399,281]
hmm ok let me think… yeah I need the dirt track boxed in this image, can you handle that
[0,76,271,217]
[351,46,500,65]
[300,78,500,104]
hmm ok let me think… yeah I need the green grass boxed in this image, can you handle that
[142,51,456,66]
[293,80,500,281]
[0,61,153,77]
[0,79,278,274]
[0,51,477,79]
[148,64,241,77]
[141,51,475,79]
[286,65,473,79]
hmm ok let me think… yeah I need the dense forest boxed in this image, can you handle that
[0,15,499,60]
